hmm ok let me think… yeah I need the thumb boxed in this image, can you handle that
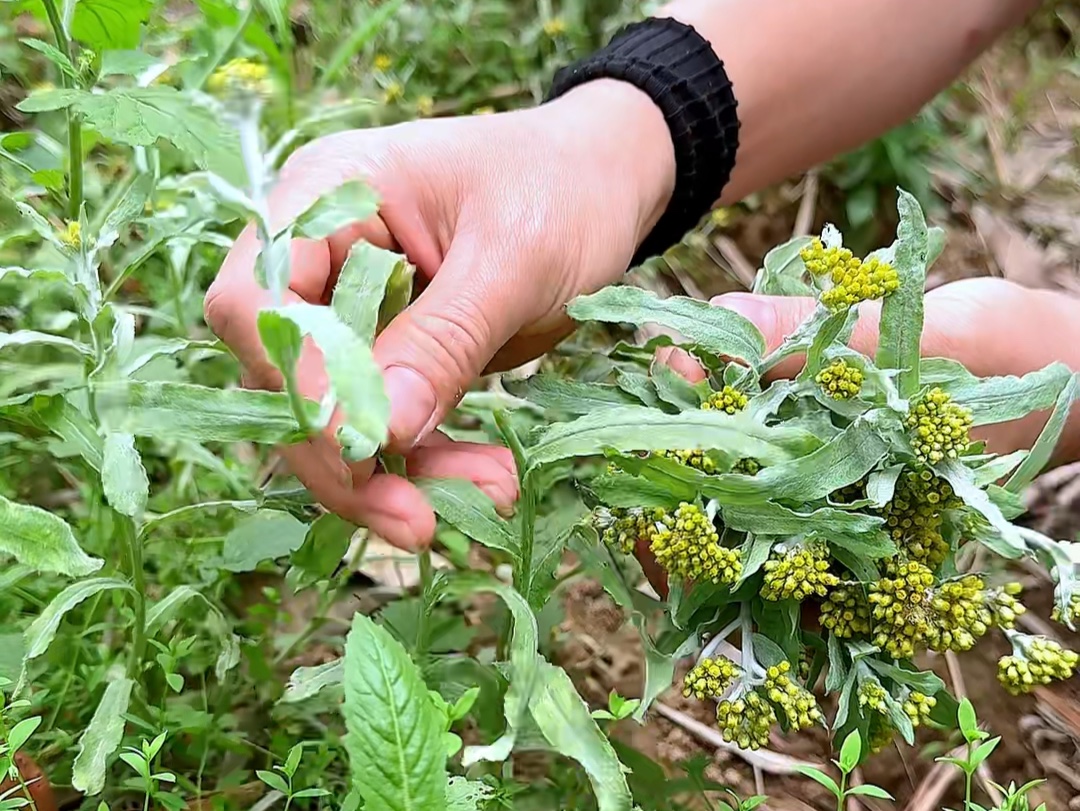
[711,292,883,380]
[372,241,518,452]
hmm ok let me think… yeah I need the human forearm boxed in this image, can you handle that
[659,0,1039,202]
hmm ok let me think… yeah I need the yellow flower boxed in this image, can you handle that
[820,584,871,639]
[715,689,776,750]
[472,106,496,115]
[374,54,393,71]
[542,17,567,37]
[877,467,960,569]
[208,57,271,97]
[700,385,748,414]
[649,502,742,585]
[416,95,434,117]
[683,656,739,700]
[762,661,822,731]
[998,636,1079,695]
[761,543,838,602]
[59,220,81,249]
[906,387,973,464]
[709,207,732,227]
[382,82,404,104]
[593,506,664,555]
[656,448,715,474]
[815,359,863,400]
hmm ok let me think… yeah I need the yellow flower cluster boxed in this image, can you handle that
[1051,593,1080,625]
[208,57,271,97]
[857,681,888,713]
[929,575,992,652]
[902,691,937,726]
[761,543,838,602]
[542,17,567,37]
[715,690,776,750]
[657,448,715,474]
[868,561,937,659]
[800,238,857,278]
[878,468,961,569]
[815,359,864,400]
[762,661,822,731]
[801,239,901,310]
[820,585,871,639]
[683,656,739,700]
[595,506,663,555]
[701,385,749,414]
[373,54,393,71]
[650,503,742,584]
[998,636,1079,695]
[416,95,435,117]
[733,458,761,475]
[906,387,973,465]
[987,582,1026,630]
[382,81,405,104]
[59,220,81,249]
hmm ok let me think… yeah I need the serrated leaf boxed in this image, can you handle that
[18,86,238,177]
[20,38,77,79]
[101,432,149,517]
[567,286,766,369]
[222,510,308,573]
[293,181,380,240]
[720,503,894,559]
[417,478,517,557]
[1006,373,1080,493]
[331,243,403,344]
[525,406,811,474]
[281,658,344,704]
[0,495,103,577]
[342,613,447,811]
[96,380,315,444]
[24,578,132,662]
[71,0,153,50]
[268,303,390,460]
[72,678,134,795]
[876,190,928,399]
[502,375,639,416]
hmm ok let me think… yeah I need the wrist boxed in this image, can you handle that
[543,79,676,248]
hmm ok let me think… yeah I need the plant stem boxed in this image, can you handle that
[40,0,82,220]
[121,517,148,679]
[964,750,973,810]
[13,768,40,811]
[414,548,433,657]
[836,773,846,811]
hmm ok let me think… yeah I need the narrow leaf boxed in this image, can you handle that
[567,286,766,369]
[25,578,132,661]
[939,363,1073,427]
[72,678,135,795]
[281,658,344,704]
[794,767,840,798]
[876,190,928,398]
[342,614,447,811]
[501,375,638,415]
[939,460,1025,557]
[1006,374,1080,493]
[0,495,103,577]
[846,785,893,800]
[0,330,92,356]
[720,503,894,559]
[417,478,517,557]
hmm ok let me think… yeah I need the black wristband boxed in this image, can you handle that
[546,17,740,268]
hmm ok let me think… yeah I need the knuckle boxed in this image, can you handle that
[202,281,231,338]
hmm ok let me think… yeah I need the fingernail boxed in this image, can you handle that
[383,365,437,450]
[713,293,776,338]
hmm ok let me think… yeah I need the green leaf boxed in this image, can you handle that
[100,50,161,77]
[96,381,314,444]
[528,659,633,811]
[1006,373,1080,493]
[846,785,893,800]
[839,729,862,772]
[589,470,689,509]
[18,86,238,176]
[957,697,979,742]
[24,577,132,662]
[37,395,104,471]
[969,737,1000,769]
[938,460,1025,557]
[98,171,156,252]
[863,659,944,695]
[72,677,134,795]
[501,375,639,416]
[794,766,840,798]
[567,286,766,369]
[281,658,344,704]
[417,478,517,557]
[737,535,774,583]
[377,255,415,334]
[876,189,928,399]
[101,432,149,518]
[936,363,1073,427]
[331,243,404,345]
[222,510,308,573]
[289,514,355,585]
[256,770,290,795]
[525,406,810,474]
[651,362,707,411]
[719,503,894,559]
[0,495,103,577]
[614,370,665,409]
[0,329,92,356]
[145,585,202,636]
[271,303,390,460]
[20,38,77,79]
[71,0,153,50]
[754,236,813,296]
[0,633,26,684]
[445,777,494,811]
[293,181,380,240]
[342,613,447,811]
[7,716,41,754]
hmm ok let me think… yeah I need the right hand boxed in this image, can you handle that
[204,80,676,550]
